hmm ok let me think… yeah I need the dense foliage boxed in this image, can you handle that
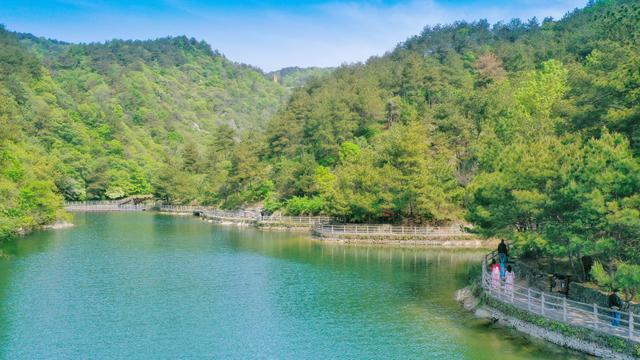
[267,67,334,88]
[253,0,640,289]
[1,0,638,294]
[0,27,290,237]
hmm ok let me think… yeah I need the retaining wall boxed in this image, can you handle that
[314,233,495,248]
[569,283,640,313]
[484,296,638,359]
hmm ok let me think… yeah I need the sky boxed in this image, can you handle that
[1,0,587,71]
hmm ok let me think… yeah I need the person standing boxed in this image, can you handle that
[498,240,508,279]
[491,259,501,291]
[504,265,515,300]
[609,289,623,326]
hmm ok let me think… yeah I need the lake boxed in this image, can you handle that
[0,213,588,359]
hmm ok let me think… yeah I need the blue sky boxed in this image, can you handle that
[1,0,587,71]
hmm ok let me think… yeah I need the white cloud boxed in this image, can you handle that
[198,0,587,70]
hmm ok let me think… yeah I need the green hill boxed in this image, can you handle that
[260,0,640,220]
[255,0,640,281]
[2,0,640,275]
[267,67,334,88]
[0,27,288,238]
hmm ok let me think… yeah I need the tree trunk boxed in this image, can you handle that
[576,250,585,282]
[568,251,580,281]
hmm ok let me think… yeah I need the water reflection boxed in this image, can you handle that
[0,213,590,360]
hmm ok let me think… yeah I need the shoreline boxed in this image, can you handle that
[10,220,75,240]
[36,208,493,249]
[195,212,494,248]
[42,220,75,230]
[11,211,629,357]
[456,286,639,359]
[315,237,495,248]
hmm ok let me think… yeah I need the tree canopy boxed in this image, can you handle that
[1,0,639,295]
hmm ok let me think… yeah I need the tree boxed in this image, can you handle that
[473,52,507,87]
[181,141,201,173]
[592,261,640,302]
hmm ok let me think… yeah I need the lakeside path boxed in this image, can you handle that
[481,251,639,346]
[63,202,494,248]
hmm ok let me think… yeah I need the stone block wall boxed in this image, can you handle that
[569,282,639,313]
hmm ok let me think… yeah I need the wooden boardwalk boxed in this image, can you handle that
[482,251,639,343]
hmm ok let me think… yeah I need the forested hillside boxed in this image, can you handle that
[267,67,334,88]
[0,27,288,238]
[2,0,640,288]
[251,0,640,286]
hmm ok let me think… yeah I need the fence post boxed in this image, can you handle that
[331,225,334,234]
[527,288,531,312]
[481,259,486,288]
[593,303,598,330]
[563,297,567,322]
[510,285,514,303]
[541,293,545,316]
[629,311,634,339]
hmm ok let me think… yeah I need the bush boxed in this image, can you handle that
[592,261,640,302]
[284,196,325,215]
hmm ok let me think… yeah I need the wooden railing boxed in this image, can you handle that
[312,224,470,237]
[482,251,639,342]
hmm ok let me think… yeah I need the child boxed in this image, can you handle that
[491,259,501,291]
[504,265,515,299]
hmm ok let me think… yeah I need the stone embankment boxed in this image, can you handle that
[456,286,638,359]
[312,224,495,248]
[68,203,493,248]
[43,221,74,230]
[455,249,640,359]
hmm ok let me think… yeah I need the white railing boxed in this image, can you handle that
[201,209,258,219]
[482,252,639,342]
[258,215,335,225]
[156,207,335,225]
[64,203,153,212]
[64,200,124,206]
[158,205,210,213]
[313,224,471,237]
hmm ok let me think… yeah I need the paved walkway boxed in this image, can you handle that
[482,253,639,343]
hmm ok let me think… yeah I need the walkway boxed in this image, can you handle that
[313,224,472,237]
[64,200,154,212]
[156,206,335,226]
[482,251,639,343]
[66,203,477,243]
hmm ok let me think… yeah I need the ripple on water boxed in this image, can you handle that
[0,213,591,359]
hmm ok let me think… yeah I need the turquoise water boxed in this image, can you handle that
[0,213,588,359]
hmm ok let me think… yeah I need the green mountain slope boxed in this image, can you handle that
[267,67,334,88]
[2,0,640,269]
[259,0,640,227]
[0,27,288,238]
[253,0,640,284]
